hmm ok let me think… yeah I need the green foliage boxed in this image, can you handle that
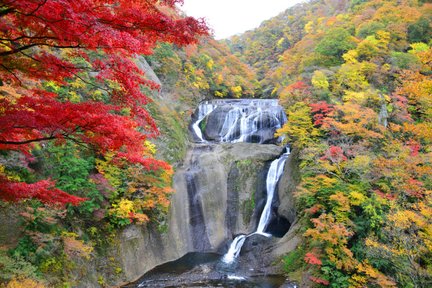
[0,251,40,282]
[356,21,386,39]
[40,142,102,216]
[408,16,432,44]
[282,246,306,273]
[390,51,420,69]
[315,28,356,65]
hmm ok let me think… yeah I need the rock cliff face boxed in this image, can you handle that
[170,143,284,252]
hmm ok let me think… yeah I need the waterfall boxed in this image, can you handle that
[191,99,286,144]
[256,147,290,234]
[191,101,217,142]
[189,99,289,265]
[222,147,291,264]
[221,234,246,264]
[131,99,292,287]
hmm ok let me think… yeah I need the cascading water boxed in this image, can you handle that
[221,147,291,265]
[191,101,217,142]
[190,99,291,265]
[256,147,290,235]
[191,99,286,144]
[221,234,246,264]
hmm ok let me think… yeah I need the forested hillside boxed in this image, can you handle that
[226,0,431,286]
[147,38,260,101]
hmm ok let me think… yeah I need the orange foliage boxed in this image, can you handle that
[323,103,384,140]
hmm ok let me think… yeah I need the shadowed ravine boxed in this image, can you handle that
[125,99,298,287]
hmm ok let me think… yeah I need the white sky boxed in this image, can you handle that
[180,0,306,39]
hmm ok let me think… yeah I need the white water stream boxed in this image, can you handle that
[191,101,217,142]
[222,147,291,264]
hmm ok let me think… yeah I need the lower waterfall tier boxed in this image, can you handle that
[170,143,285,253]
[117,142,299,286]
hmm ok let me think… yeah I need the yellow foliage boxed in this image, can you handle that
[214,90,226,98]
[70,78,86,89]
[346,154,372,175]
[343,90,367,104]
[350,273,368,287]
[276,102,320,148]
[330,192,350,212]
[356,262,396,288]
[144,140,157,155]
[311,70,329,90]
[44,81,60,93]
[91,89,104,101]
[304,21,314,34]
[3,278,46,288]
[342,50,359,64]
[215,74,224,85]
[95,154,122,189]
[67,91,81,103]
[349,190,367,206]
[403,122,432,144]
[335,62,373,92]
[0,165,20,181]
[276,37,285,48]
[111,199,134,218]
[387,210,418,229]
[230,85,242,98]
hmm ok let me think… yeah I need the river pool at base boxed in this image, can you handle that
[122,252,297,288]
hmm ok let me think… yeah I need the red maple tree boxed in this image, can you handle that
[0,0,208,205]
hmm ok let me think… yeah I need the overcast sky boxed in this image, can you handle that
[180,0,306,39]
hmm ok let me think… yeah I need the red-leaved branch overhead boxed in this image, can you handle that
[0,0,208,205]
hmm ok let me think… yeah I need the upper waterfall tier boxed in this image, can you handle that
[190,99,287,144]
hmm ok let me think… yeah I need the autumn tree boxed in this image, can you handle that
[0,0,208,205]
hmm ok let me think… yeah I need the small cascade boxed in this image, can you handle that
[191,99,286,144]
[191,101,217,142]
[222,147,291,264]
[221,234,246,264]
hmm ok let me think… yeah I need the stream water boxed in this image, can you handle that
[222,147,290,265]
[126,99,294,287]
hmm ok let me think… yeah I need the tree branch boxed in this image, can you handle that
[0,43,84,57]
[0,136,56,145]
